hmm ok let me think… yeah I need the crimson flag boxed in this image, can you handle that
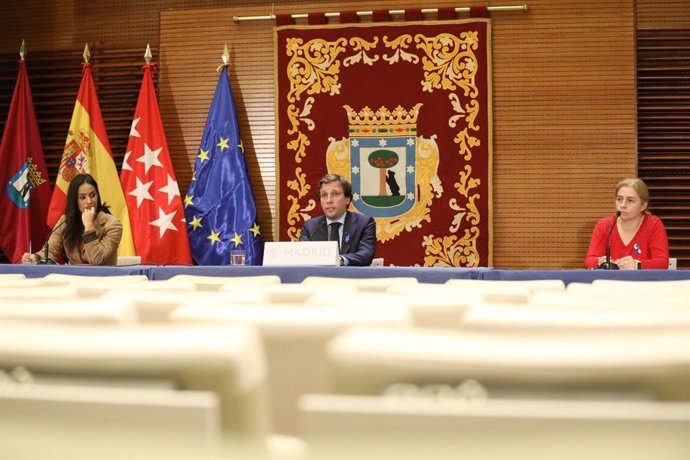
[0,58,52,263]
[120,63,192,264]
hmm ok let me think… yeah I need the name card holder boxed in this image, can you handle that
[263,241,340,266]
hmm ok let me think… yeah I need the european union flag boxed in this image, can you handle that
[184,67,262,265]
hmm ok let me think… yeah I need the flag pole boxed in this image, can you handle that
[144,43,152,64]
[82,43,90,63]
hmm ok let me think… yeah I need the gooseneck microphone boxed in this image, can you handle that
[308,219,327,241]
[598,210,621,270]
[38,216,72,265]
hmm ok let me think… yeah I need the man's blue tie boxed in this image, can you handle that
[329,222,341,251]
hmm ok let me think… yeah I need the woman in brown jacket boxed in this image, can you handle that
[22,174,122,265]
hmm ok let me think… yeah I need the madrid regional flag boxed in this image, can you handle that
[47,53,135,256]
[120,60,192,265]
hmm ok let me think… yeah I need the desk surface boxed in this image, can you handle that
[0,264,148,278]
[1,263,688,284]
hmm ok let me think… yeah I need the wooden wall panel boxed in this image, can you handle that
[1,1,680,269]
[637,0,690,29]
[160,0,637,268]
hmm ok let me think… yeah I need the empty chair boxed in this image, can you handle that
[445,278,565,294]
[100,290,272,323]
[308,290,476,329]
[590,279,690,295]
[168,274,281,291]
[301,276,419,292]
[438,281,533,303]
[0,277,46,288]
[0,297,138,326]
[460,302,690,331]
[326,327,690,401]
[70,279,197,298]
[219,282,358,304]
[0,285,79,301]
[0,323,270,439]
[41,273,149,286]
[530,290,690,311]
[298,394,690,460]
[385,282,447,294]
[1,383,221,458]
[171,303,411,435]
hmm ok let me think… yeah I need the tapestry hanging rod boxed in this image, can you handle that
[233,5,528,23]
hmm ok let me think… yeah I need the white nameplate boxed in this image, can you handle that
[263,241,339,266]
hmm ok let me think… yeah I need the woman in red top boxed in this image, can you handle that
[584,178,669,270]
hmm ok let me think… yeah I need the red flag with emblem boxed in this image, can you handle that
[120,62,192,264]
[0,58,52,263]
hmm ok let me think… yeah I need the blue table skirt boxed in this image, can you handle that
[1,263,687,284]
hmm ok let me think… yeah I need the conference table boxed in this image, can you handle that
[1,263,688,284]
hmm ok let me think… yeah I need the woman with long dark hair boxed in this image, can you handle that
[22,174,122,265]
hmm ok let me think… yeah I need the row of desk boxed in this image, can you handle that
[1,263,688,284]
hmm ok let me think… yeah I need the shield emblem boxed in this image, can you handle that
[6,162,31,208]
[325,103,441,243]
[350,135,415,217]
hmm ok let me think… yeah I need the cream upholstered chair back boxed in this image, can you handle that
[100,290,272,323]
[0,383,222,458]
[589,279,690,295]
[301,276,419,292]
[0,277,46,288]
[171,303,411,436]
[69,279,197,298]
[530,290,690,311]
[0,298,138,326]
[460,302,690,331]
[168,274,281,291]
[308,290,475,329]
[41,273,149,286]
[0,285,80,301]
[0,273,27,281]
[298,394,690,460]
[0,323,271,438]
[219,282,359,304]
[325,327,690,401]
[445,278,565,295]
[0,273,26,285]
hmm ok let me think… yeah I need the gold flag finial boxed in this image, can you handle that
[144,43,152,64]
[19,40,26,60]
[222,43,229,65]
[82,43,91,63]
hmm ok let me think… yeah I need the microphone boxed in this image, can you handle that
[598,211,621,270]
[38,216,72,265]
[308,219,327,241]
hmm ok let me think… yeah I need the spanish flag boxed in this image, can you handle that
[47,49,134,256]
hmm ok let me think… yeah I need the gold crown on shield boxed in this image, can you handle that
[344,103,423,127]
[26,157,46,187]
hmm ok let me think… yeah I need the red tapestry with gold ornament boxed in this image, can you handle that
[275,18,492,267]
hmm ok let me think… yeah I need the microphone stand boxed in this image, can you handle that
[598,211,621,270]
[38,216,71,265]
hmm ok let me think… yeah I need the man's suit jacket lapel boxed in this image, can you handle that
[340,212,353,254]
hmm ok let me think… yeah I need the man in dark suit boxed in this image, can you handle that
[299,174,377,266]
